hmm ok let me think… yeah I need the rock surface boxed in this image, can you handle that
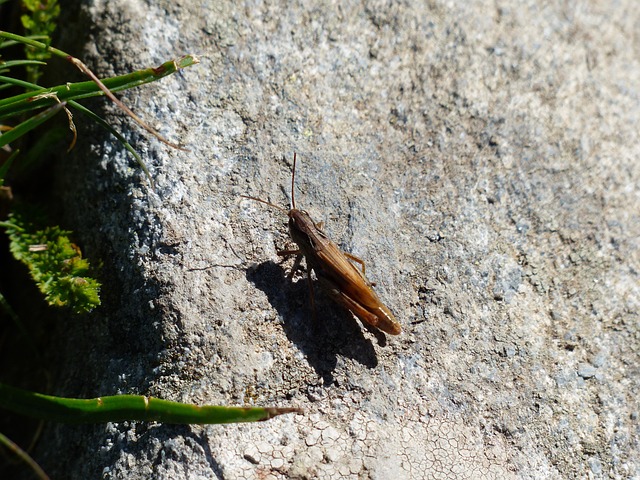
[34,0,640,478]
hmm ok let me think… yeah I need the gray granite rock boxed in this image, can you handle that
[35,0,639,478]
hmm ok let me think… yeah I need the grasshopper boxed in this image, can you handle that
[242,154,401,335]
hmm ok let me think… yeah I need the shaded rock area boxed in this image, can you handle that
[30,0,640,478]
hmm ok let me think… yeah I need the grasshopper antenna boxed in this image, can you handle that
[291,152,297,210]
[240,195,289,214]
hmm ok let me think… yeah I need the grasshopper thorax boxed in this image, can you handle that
[288,208,322,253]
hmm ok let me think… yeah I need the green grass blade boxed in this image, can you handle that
[0,102,66,149]
[0,76,152,184]
[0,383,302,424]
[0,59,47,82]
[0,59,48,70]
[0,55,198,119]
[0,31,196,73]
[0,34,49,50]
[0,432,50,480]
[14,125,68,175]
[69,100,153,185]
[0,75,46,92]
[0,148,19,182]
[0,75,39,92]
[0,31,65,57]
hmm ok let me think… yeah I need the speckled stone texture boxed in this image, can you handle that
[32,0,640,478]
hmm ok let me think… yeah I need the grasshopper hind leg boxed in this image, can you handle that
[344,252,376,286]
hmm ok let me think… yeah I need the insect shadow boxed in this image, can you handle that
[246,260,379,380]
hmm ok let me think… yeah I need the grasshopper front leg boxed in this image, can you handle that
[278,249,304,279]
[277,248,318,322]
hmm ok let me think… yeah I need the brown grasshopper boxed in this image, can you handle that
[242,154,401,335]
